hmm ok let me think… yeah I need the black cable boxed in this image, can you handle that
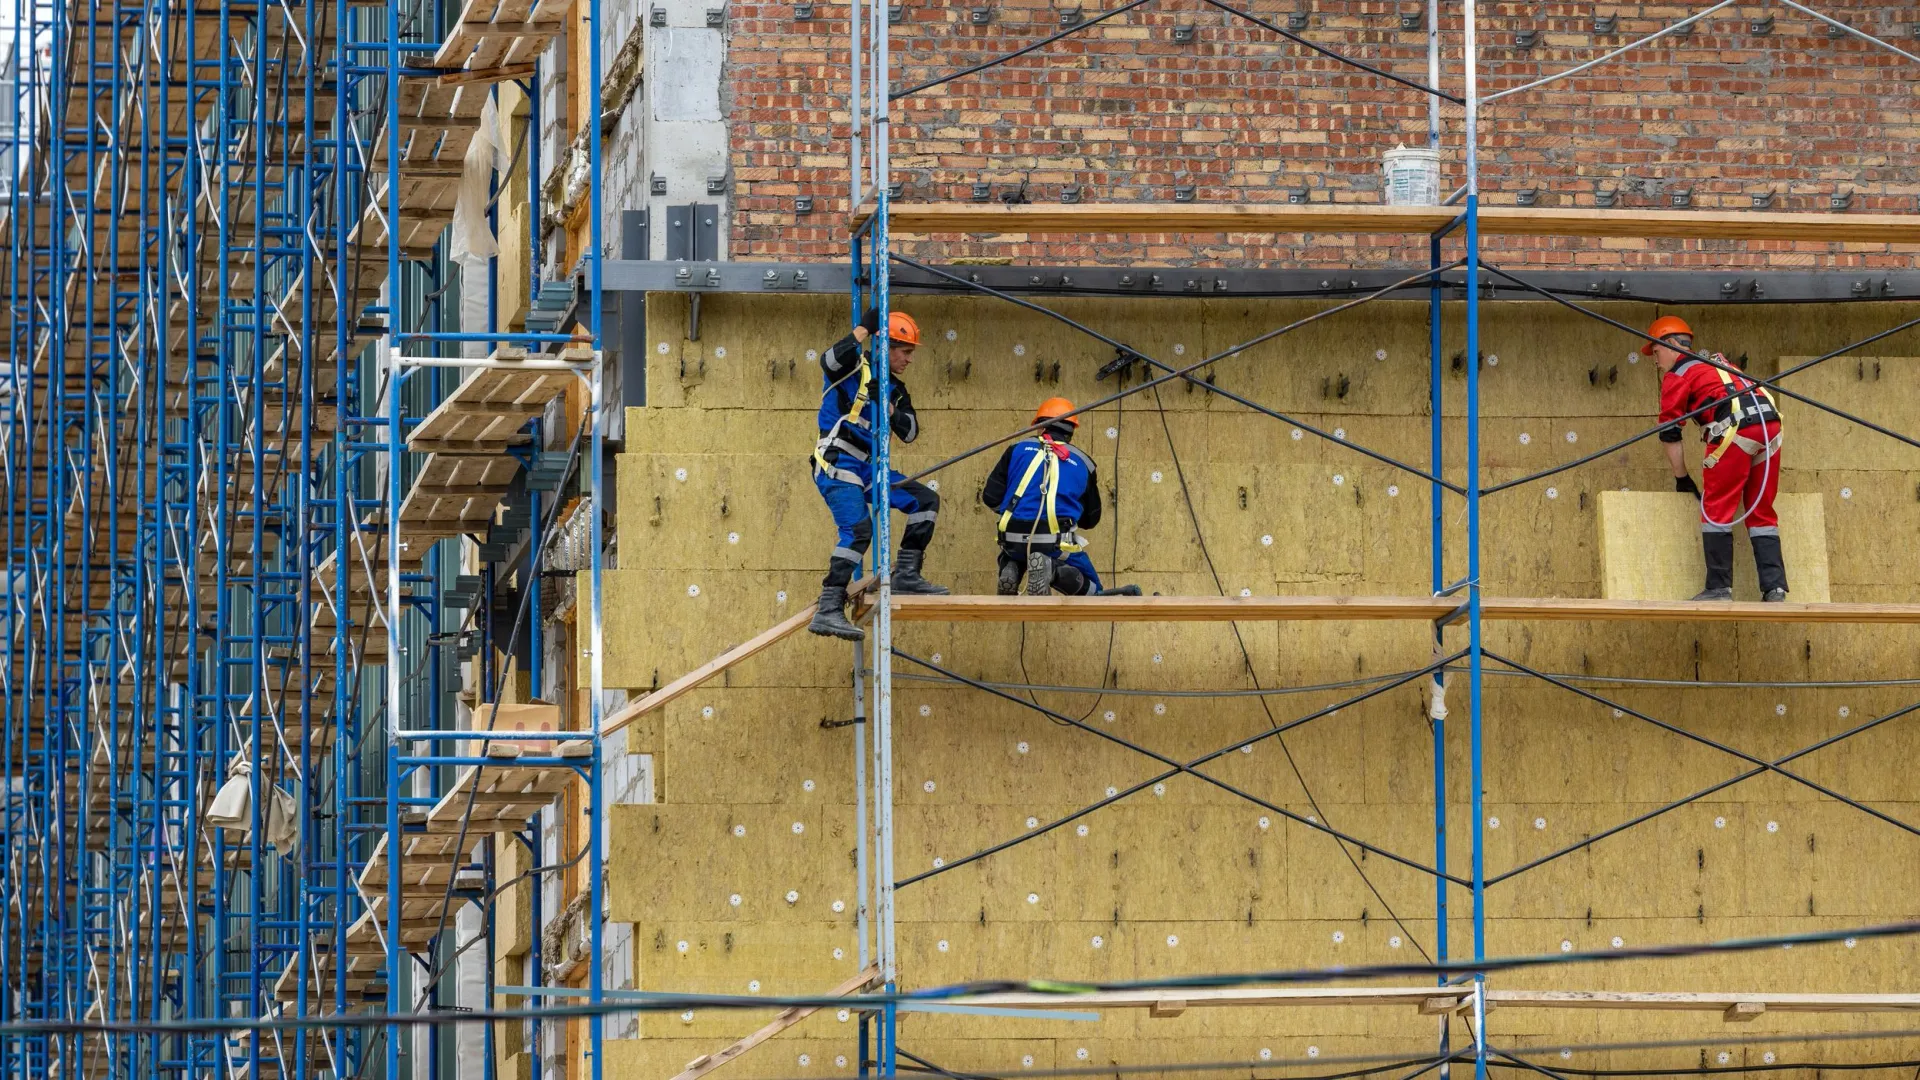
[891,253,1467,494]
[1194,0,1462,103]
[892,650,1465,888]
[1491,1060,1920,1078]
[893,261,1465,490]
[1479,298,1920,494]
[412,421,586,1000]
[1014,378,1122,724]
[1145,383,1434,962]
[889,0,1160,101]
[897,667,1421,697]
[1482,649,1920,839]
[898,1047,1458,1080]
[1485,689,1920,886]
[1473,260,1920,491]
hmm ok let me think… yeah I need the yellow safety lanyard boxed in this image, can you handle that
[997,437,1080,550]
[812,355,872,477]
[1703,362,1778,468]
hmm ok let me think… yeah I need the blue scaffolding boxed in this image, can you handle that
[841,4,1920,1080]
[0,0,608,1068]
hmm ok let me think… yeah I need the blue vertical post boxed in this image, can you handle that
[1425,2,1450,1075]
[385,0,409,1070]
[1461,3,1487,1078]
[296,0,322,1070]
[867,0,896,1061]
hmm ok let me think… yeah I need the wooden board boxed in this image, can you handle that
[1597,491,1832,604]
[398,452,523,537]
[603,577,877,736]
[857,202,1920,245]
[408,350,574,448]
[1486,990,1920,1015]
[670,966,882,1080]
[867,593,1920,624]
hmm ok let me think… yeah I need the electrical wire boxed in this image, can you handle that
[896,668,1418,698]
[900,663,1920,697]
[1013,382,1123,725]
[10,914,1920,1029]
[892,260,1465,491]
[891,253,1465,494]
[413,421,586,1002]
[889,0,1160,101]
[1481,649,1920,840]
[892,651,1465,889]
[1144,381,1434,961]
[1491,1060,1920,1077]
[897,1047,1457,1080]
[1474,260,1920,472]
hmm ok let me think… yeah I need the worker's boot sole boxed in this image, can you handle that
[1024,552,1053,596]
[996,561,1021,596]
[807,587,865,640]
[808,611,865,640]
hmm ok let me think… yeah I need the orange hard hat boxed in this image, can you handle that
[1033,397,1078,427]
[1640,314,1694,355]
[887,311,921,347]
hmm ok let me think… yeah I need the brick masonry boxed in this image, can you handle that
[726,1,1920,268]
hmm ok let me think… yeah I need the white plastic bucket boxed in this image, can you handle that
[1382,145,1442,206]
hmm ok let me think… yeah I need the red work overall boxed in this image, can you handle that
[1659,356,1782,535]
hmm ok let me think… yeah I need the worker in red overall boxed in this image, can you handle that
[1648,316,1787,602]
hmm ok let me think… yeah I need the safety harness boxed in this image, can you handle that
[813,354,873,486]
[1701,357,1782,468]
[997,435,1085,553]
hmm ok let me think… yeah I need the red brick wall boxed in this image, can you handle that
[728,1,1920,269]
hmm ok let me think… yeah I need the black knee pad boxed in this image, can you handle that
[848,519,873,552]
[1052,563,1089,596]
[901,480,940,516]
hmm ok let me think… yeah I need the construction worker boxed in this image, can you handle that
[980,398,1140,597]
[808,306,948,641]
[1648,315,1788,602]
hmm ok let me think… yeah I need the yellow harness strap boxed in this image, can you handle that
[812,355,872,476]
[997,437,1064,542]
[1703,361,1778,468]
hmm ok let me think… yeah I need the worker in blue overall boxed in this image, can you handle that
[980,397,1140,597]
[807,306,948,641]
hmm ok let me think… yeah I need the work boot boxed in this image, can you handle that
[1692,532,1735,602]
[996,557,1021,596]
[807,585,864,641]
[1096,584,1143,597]
[890,549,949,595]
[1751,535,1788,599]
[1762,588,1788,602]
[1024,551,1054,596]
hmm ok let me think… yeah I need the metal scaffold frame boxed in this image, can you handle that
[834,3,1920,1079]
[0,0,607,1065]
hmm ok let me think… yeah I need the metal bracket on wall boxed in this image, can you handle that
[619,208,649,260]
[665,204,720,261]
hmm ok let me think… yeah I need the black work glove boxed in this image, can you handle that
[857,306,883,335]
[1675,475,1700,497]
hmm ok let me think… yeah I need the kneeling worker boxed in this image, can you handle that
[1647,315,1787,602]
[981,397,1139,597]
[808,306,948,642]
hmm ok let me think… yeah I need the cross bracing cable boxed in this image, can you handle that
[889,252,1468,494]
